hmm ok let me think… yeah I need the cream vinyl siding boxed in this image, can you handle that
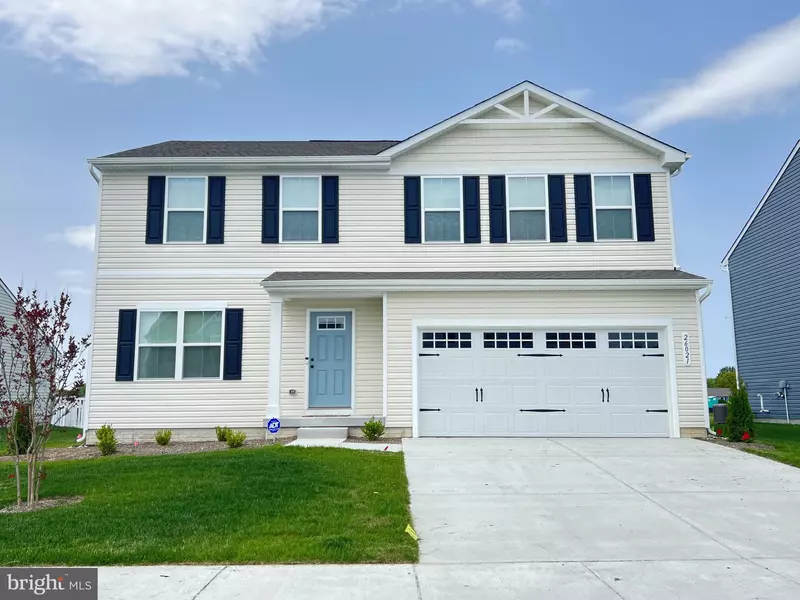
[385,290,706,430]
[280,298,383,417]
[391,123,661,172]
[88,277,269,430]
[97,172,673,271]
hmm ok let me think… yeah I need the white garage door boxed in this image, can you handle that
[418,328,670,437]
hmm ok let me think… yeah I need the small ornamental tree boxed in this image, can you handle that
[0,288,90,506]
[726,379,755,442]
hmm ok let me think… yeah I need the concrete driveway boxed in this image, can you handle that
[403,437,800,598]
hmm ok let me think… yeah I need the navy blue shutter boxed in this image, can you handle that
[223,309,244,380]
[115,309,137,382]
[574,175,595,242]
[262,176,280,243]
[145,176,166,244]
[462,176,481,243]
[321,176,339,243]
[488,176,506,243]
[404,177,422,243]
[633,174,655,242]
[548,175,567,242]
[206,176,226,244]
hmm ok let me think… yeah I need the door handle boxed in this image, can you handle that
[480,388,484,402]
[601,388,605,403]
[475,388,478,403]
[606,388,610,403]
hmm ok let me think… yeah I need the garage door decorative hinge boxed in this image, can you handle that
[642,353,665,357]
[419,408,441,412]
[645,409,669,413]
[517,353,564,357]
[519,408,567,413]
[418,353,440,357]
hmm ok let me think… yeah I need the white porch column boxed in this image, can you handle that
[268,295,283,419]
[382,292,388,419]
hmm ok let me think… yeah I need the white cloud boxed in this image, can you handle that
[562,88,593,104]
[633,17,800,132]
[494,37,528,54]
[474,0,522,21]
[56,269,86,279]
[0,0,358,82]
[46,225,96,251]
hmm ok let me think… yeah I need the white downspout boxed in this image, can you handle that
[697,282,713,434]
[82,163,101,440]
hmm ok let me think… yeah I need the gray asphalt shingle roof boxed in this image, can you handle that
[263,270,706,283]
[100,140,399,159]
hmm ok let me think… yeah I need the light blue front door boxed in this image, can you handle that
[308,311,353,408]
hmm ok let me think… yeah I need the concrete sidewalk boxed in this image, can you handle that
[99,561,800,599]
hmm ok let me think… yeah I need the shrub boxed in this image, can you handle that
[96,424,118,456]
[215,426,231,442]
[726,380,755,442]
[361,417,385,441]
[226,430,246,448]
[155,429,172,446]
[5,408,32,456]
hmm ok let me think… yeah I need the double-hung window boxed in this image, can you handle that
[137,309,223,380]
[507,176,548,241]
[593,175,634,240]
[165,177,207,242]
[281,176,321,242]
[422,177,462,242]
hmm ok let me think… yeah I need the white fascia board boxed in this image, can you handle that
[722,139,800,267]
[262,278,713,295]
[378,81,689,170]
[87,155,390,172]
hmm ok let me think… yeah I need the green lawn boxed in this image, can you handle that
[746,422,800,468]
[0,426,82,453]
[0,446,417,566]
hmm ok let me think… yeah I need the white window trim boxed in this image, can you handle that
[280,175,322,244]
[591,173,635,242]
[505,175,549,243]
[163,176,208,244]
[421,175,464,244]
[134,308,225,381]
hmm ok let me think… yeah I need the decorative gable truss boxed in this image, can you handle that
[380,81,689,173]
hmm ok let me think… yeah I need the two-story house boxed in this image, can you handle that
[84,81,711,442]
[723,140,800,421]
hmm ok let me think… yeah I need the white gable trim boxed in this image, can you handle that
[0,277,14,303]
[722,139,800,267]
[379,81,689,171]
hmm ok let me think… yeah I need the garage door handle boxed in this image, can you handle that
[517,353,564,357]
[646,409,669,413]
[419,408,441,412]
[642,353,665,357]
[475,388,478,403]
[419,353,440,357]
[480,388,484,402]
[519,409,567,413]
[606,388,610,403]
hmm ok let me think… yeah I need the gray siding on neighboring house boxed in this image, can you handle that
[728,148,800,419]
[0,280,14,327]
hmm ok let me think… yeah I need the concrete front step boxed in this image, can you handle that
[296,427,348,441]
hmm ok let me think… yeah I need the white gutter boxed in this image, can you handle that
[87,155,391,171]
[262,277,713,294]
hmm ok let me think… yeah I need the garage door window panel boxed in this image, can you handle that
[609,332,659,349]
[422,331,471,349]
[484,331,534,349]
[545,332,596,349]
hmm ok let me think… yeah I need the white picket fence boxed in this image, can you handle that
[51,399,85,429]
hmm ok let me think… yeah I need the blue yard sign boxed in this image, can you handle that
[267,418,281,435]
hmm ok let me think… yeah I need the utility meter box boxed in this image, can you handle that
[713,403,728,425]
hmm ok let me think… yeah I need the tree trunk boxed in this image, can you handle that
[14,459,21,507]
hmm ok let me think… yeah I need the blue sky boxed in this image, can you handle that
[0,0,798,376]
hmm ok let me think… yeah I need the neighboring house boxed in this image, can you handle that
[84,80,711,442]
[723,140,800,421]
[0,278,14,327]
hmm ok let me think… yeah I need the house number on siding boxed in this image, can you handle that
[682,332,691,366]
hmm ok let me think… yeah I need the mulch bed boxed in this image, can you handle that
[704,435,775,452]
[0,438,296,462]
[0,496,84,514]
